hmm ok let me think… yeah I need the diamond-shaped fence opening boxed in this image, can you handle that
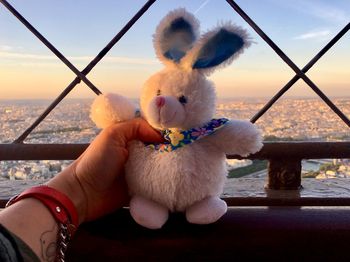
[0,0,349,144]
[256,96,350,141]
[0,0,156,143]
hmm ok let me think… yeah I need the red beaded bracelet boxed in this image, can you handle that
[6,185,79,261]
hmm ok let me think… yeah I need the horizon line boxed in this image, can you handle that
[2,96,350,102]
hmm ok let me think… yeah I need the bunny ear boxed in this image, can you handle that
[185,23,251,74]
[154,8,199,65]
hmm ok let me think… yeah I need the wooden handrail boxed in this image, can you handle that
[1,142,350,160]
[66,207,350,261]
[1,142,350,190]
[0,143,88,160]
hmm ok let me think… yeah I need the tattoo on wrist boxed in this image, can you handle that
[40,223,57,262]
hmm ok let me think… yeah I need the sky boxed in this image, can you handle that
[0,0,349,100]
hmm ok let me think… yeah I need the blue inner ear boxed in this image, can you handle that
[193,29,244,69]
[162,17,196,63]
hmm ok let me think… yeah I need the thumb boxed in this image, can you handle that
[109,118,163,146]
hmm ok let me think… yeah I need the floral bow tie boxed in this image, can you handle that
[146,118,229,152]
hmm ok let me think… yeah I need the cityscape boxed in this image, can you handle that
[0,97,349,181]
[216,98,350,141]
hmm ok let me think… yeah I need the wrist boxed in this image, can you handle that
[1,197,59,261]
[47,164,87,225]
[5,186,79,261]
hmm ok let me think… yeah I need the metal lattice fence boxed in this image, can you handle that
[0,0,349,143]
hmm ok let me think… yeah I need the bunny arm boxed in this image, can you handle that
[205,120,263,157]
[90,93,138,128]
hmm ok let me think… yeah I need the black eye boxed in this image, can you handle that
[156,89,161,96]
[178,95,187,104]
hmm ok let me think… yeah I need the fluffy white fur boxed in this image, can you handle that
[140,68,215,130]
[90,9,263,229]
[90,93,137,128]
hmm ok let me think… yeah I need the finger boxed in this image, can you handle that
[108,118,164,145]
[113,175,131,207]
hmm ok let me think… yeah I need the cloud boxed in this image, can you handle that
[0,51,158,65]
[267,0,349,25]
[0,51,54,60]
[72,56,158,65]
[301,1,349,25]
[0,45,25,52]
[293,30,331,40]
[0,45,14,51]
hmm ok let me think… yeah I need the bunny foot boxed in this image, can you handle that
[130,195,169,229]
[186,196,227,225]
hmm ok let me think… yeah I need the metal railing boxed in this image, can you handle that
[1,141,350,207]
[0,0,349,205]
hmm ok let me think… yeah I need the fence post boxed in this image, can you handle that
[267,158,302,190]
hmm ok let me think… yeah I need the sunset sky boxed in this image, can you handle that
[0,0,349,100]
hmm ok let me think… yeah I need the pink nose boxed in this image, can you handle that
[155,96,165,108]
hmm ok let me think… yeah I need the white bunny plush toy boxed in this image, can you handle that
[90,9,263,229]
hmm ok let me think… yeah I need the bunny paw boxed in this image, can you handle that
[90,93,138,128]
[240,124,263,156]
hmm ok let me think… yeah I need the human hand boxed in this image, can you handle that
[48,118,163,224]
